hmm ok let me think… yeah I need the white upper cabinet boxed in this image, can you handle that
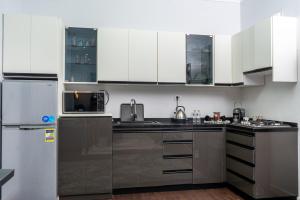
[214,35,232,84]
[3,14,61,74]
[31,16,61,74]
[272,16,298,82]
[254,18,272,70]
[242,26,254,72]
[231,32,243,84]
[241,15,297,82]
[98,28,129,82]
[129,30,157,82]
[3,14,31,73]
[157,32,186,83]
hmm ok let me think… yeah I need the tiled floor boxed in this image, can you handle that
[113,188,244,200]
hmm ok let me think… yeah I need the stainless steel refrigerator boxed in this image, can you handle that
[2,79,57,200]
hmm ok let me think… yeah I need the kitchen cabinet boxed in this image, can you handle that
[186,35,213,85]
[231,32,243,84]
[129,30,157,82]
[3,14,61,75]
[31,16,61,74]
[214,35,232,84]
[113,132,163,188]
[243,16,297,82]
[226,128,298,198]
[157,32,186,83]
[65,27,97,82]
[193,131,225,184]
[58,117,112,198]
[253,18,272,70]
[3,14,31,73]
[242,27,254,72]
[98,28,129,82]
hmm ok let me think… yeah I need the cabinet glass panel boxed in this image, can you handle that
[65,27,97,82]
[186,35,213,84]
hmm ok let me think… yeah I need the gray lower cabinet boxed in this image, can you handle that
[226,129,298,199]
[193,131,225,184]
[58,117,112,197]
[113,132,163,189]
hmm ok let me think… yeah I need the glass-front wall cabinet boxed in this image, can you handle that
[186,35,213,85]
[65,27,97,82]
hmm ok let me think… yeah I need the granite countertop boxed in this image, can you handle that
[113,118,298,132]
[0,169,14,186]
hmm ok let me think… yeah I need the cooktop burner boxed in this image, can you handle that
[238,120,291,128]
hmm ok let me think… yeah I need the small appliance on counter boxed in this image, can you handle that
[63,90,109,113]
[233,107,245,123]
[172,96,187,123]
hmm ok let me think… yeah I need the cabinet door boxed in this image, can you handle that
[193,131,225,184]
[31,16,60,74]
[3,14,31,73]
[231,32,243,83]
[157,32,186,83]
[186,35,213,85]
[242,27,254,72]
[113,132,162,189]
[272,16,298,82]
[58,118,86,196]
[129,30,157,82]
[214,35,232,84]
[98,28,129,81]
[113,133,142,189]
[254,18,272,69]
[85,117,112,194]
[139,132,163,187]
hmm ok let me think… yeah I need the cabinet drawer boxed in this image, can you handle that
[162,170,193,185]
[163,156,192,170]
[226,143,255,164]
[227,132,255,147]
[227,171,255,197]
[227,157,255,181]
[163,132,193,141]
[163,143,193,156]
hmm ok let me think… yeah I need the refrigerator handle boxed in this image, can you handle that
[19,125,54,130]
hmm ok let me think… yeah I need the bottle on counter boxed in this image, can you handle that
[192,110,197,124]
[196,110,201,124]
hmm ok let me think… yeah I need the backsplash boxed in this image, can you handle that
[64,84,242,118]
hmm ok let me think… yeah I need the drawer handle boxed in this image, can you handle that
[163,140,193,144]
[163,155,193,159]
[227,141,255,150]
[163,169,192,174]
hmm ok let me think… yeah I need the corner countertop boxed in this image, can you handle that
[0,169,14,186]
[113,118,298,132]
[59,113,112,117]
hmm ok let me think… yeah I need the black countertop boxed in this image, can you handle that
[113,118,298,132]
[0,169,14,186]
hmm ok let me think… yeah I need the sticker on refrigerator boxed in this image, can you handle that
[44,129,55,143]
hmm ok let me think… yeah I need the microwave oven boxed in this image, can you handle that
[63,91,105,113]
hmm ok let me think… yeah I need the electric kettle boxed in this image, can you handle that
[173,96,187,122]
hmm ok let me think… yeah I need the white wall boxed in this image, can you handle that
[0,0,240,35]
[65,84,241,118]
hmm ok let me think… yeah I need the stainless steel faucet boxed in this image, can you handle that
[130,99,137,121]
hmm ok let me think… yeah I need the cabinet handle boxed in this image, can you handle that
[163,169,192,174]
[163,140,193,144]
[163,155,192,159]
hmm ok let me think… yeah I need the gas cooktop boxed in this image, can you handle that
[237,120,291,128]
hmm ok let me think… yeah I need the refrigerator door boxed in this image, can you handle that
[2,126,57,200]
[2,80,57,125]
